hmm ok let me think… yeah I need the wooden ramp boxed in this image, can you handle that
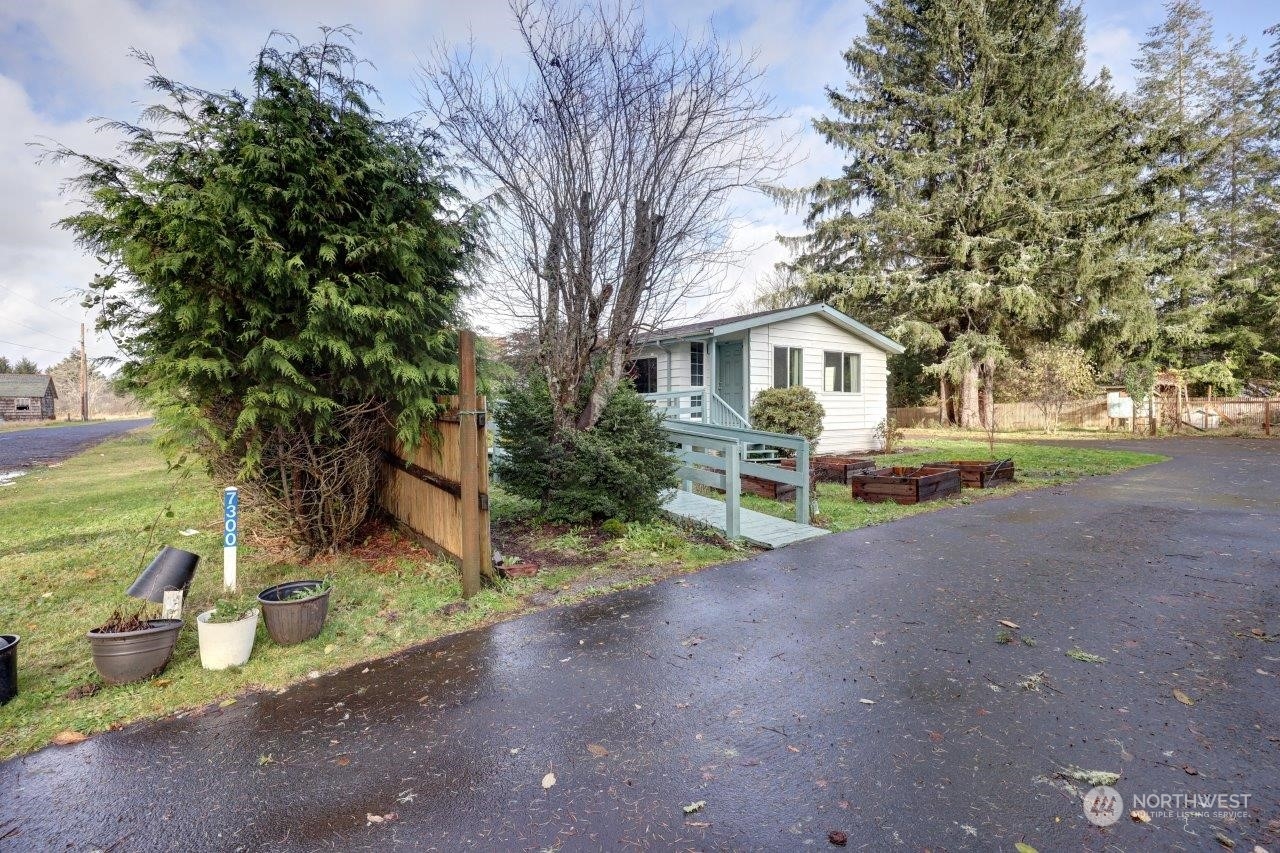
[661,490,830,549]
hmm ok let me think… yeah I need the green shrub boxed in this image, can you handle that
[494,378,677,523]
[749,386,825,448]
[601,518,629,538]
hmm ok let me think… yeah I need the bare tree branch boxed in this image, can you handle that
[422,0,786,430]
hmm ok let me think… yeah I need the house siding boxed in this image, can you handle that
[748,314,887,452]
[636,312,893,452]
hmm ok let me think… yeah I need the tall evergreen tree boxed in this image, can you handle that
[1131,0,1240,377]
[791,0,1155,426]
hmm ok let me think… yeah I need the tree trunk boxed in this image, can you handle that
[958,366,981,428]
[938,376,951,426]
[978,358,995,431]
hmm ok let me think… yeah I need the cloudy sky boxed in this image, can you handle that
[0,0,1275,369]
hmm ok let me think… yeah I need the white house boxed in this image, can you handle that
[629,303,905,452]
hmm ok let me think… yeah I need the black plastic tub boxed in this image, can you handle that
[86,619,182,685]
[127,546,200,603]
[257,581,331,646]
[0,634,18,705]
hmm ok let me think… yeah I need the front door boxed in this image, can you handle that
[715,340,745,418]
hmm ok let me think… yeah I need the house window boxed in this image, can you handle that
[773,346,803,388]
[823,352,862,393]
[689,342,704,386]
[14,398,31,411]
[625,357,659,394]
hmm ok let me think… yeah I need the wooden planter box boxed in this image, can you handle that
[924,459,1015,489]
[810,454,877,484]
[850,466,962,505]
[740,458,816,503]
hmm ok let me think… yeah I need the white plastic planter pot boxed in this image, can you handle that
[195,608,259,670]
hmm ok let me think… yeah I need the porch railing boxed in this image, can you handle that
[660,420,812,526]
[640,388,750,429]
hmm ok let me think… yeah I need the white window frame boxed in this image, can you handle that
[823,351,862,393]
[773,346,803,388]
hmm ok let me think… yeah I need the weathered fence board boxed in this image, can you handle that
[892,396,1278,432]
[380,394,493,582]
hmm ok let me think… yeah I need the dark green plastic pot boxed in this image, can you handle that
[87,619,182,686]
[257,581,331,646]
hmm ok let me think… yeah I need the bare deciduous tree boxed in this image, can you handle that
[423,0,784,431]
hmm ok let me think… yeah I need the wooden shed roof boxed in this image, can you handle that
[0,374,57,398]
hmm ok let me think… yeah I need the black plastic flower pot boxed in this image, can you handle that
[127,546,200,604]
[0,635,19,705]
[86,619,182,686]
[257,581,331,646]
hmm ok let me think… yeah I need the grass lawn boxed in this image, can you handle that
[741,438,1167,532]
[0,431,737,759]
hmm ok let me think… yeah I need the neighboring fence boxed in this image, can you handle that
[380,332,494,596]
[892,397,1277,432]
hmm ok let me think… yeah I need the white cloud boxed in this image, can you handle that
[1086,22,1139,91]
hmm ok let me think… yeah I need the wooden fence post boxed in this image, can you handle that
[1266,399,1272,436]
[458,331,481,599]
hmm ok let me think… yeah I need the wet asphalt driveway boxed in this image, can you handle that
[1,438,1277,851]
[0,418,152,469]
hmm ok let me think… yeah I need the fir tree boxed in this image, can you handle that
[1132,0,1230,371]
[792,0,1155,426]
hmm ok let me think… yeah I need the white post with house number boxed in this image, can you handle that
[223,486,239,592]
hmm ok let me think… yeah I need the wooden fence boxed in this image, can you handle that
[893,396,1276,432]
[379,332,494,596]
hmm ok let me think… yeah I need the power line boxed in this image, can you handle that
[0,337,69,356]
[0,282,83,324]
[0,317,80,346]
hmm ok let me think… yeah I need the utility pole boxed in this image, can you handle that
[79,323,88,422]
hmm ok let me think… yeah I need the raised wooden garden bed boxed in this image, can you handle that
[850,466,962,505]
[924,458,1015,489]
[810,454,877,484]
[740,458,816,503]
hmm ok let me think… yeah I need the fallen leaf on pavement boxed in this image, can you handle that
[587,744,609,758]
[828,830,848,846]
[928,731,944,742]
[999,620,1021,630]
[218,698,237,708]
[1130,809,1152,823]
[859,698,876,705]
[541,772,557,789]
[335,756,350,767]
[1173,689,1195,706]
[366,814,384,825]
[1066,648,1107,664]
[1058,766,1120,786]
[683,800,706,814]
[1015,843,1039,853]
[1184,765,1199,775]
[685,820,710,828]
[1215,833,1234,848]
[1252,628,1266,637]
[51,731,87,746]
